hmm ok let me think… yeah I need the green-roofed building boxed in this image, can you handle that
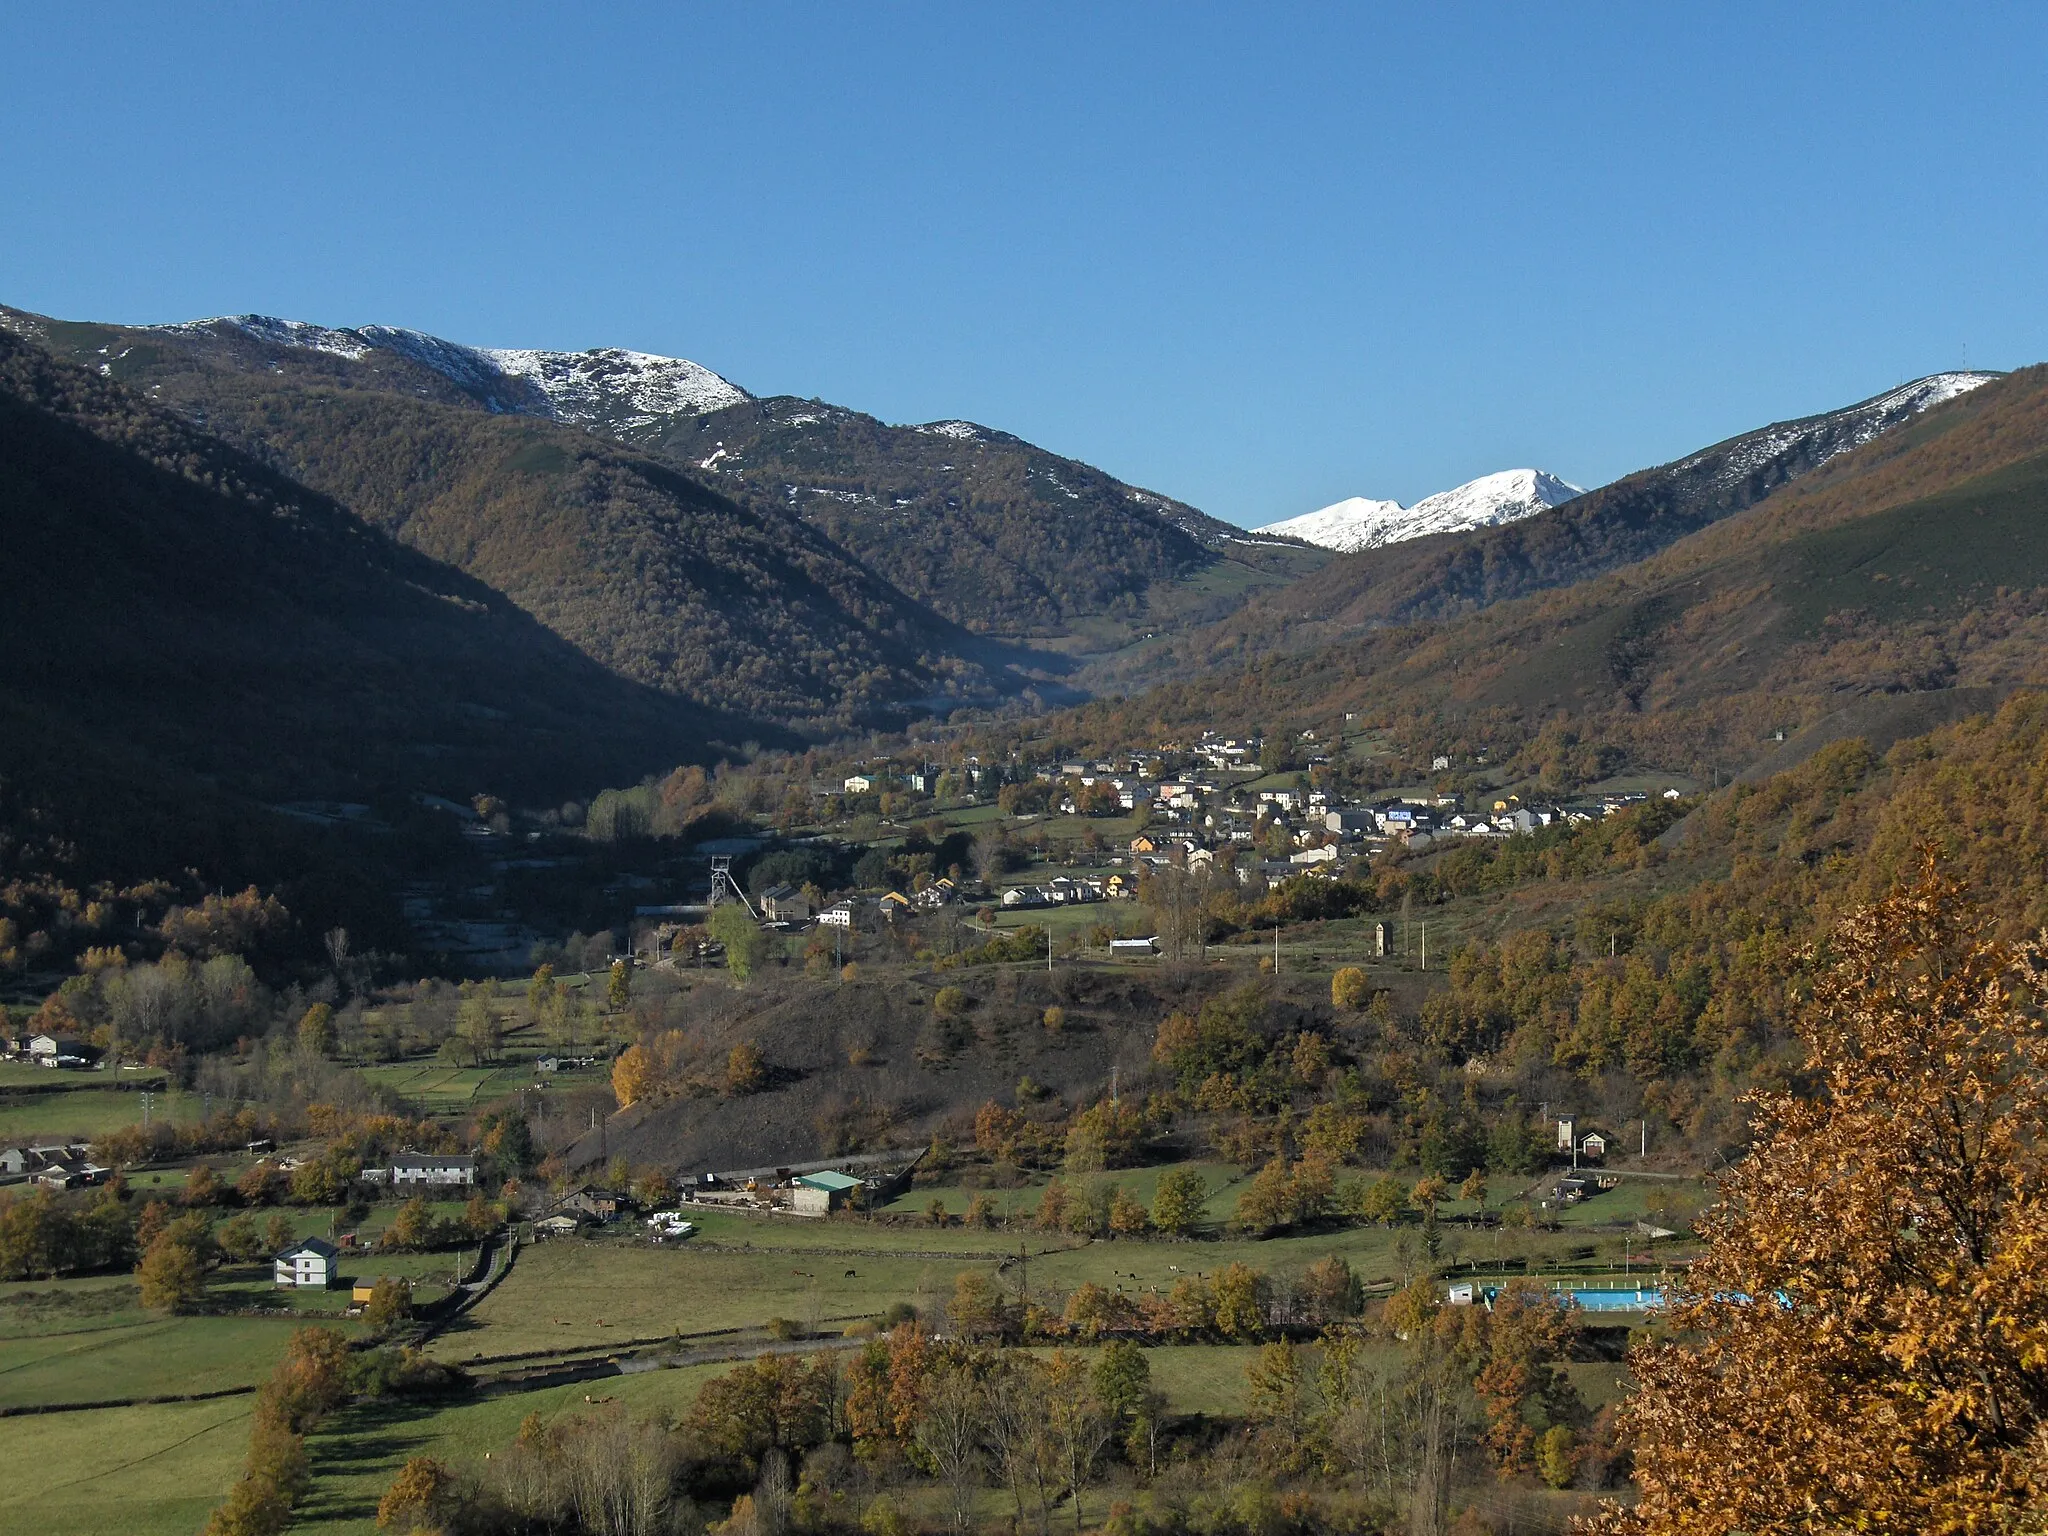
[792,1169,865,1214]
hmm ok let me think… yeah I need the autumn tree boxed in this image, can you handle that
[1149,1168,1207,1236]
[364,1277,413,1332]
[725,1040,766,1095]
[606,958,631,1012]
[612,1043,653,1108]
[1598,865,2048,1535]
[708,903,766,982]
[376,1455,455,1531]
[138,1233,206,1312]
[1331,966,1370,1009]
[296,1002,335,1057]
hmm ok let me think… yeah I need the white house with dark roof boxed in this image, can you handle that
[275,1236,340,1288]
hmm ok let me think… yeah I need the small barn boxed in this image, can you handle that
[790,1169,864,1215]
[274,1236,340,1289]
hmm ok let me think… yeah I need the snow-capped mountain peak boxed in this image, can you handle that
[144,314,751,429]
[1258,468,1582,553]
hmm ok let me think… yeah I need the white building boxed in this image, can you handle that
[274,1236,340,1289]
[844,775,874,794]
[389,1152,476,1188]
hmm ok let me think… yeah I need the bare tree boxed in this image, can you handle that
[1042,1351,1114,1533]
[915,1363,986,1534]
[982,1355,1058,1534]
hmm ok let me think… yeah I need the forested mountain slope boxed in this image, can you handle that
[0,308,1029,729]
[634,396,1320,638]
[3,307,1319,674]
[1056,364,2048,772]
[1121,372,1995,683]
[0,328,774,954]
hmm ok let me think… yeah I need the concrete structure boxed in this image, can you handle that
[791,1169,864,1214]
[275,1236,339,1288]
[759,884,812,922]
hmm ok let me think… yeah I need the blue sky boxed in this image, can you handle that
[5,5,2044,525]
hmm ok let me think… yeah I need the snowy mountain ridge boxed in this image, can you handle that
[1670,371,1999,489]
[148,314,751,429]
[1260,468,1583,553]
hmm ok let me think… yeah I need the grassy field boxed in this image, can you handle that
[882,1161,1251,1222]
[0,1062,167,1089]
[0,1308,331,1409]
[435,1236,985,1362]
[293,1363,736,1534]
[0,1085,201,1143]
[357,1053,613,1117]
[0,1397,255,1536]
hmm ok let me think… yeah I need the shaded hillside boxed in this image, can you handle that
[1051,365,2048,772]
[0,309,1035,728]
[0,329,781,953]
[1118,373,1995,685]
[638,396,1320,639]
[5,307,1320,686]
[0,328,745,804]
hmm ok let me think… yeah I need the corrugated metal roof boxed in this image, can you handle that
[795,1170,864,1191]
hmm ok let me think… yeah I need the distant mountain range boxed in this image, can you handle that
[1140,372,2003,681]
[1258,468,1584,552]
[1071,364,2048,775]
[3,297,2018,819]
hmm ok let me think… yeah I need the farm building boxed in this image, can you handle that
[790,1169,864,1214]
[549,1187,630,1223]
[388,1152,477,1188]
[275,1237,340,1289]
[26,1034,97,1068]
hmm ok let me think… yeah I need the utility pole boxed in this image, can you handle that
[1420,921,1427,972]
[1274,921,1281,975]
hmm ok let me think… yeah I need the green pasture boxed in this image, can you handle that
[0,1085,201,1143]
[0,1062,166,1089]
[434,1237,971,1362]
[0,1396,255,1536]
[356,1060,531,1111]
[680,1208,1029,1256]
[1127,1342,1258,1417]
[293,1361,736,1534]
[0,1307,334,1410]
[881,1161,1250,1223]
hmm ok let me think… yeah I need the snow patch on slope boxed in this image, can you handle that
[1259,469,1582,553]
[1673,372,2000,485]
[161,315,373,360]
[147,315,749,426]
[472,345,748,426]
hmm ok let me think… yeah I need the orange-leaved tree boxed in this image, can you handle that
[1593,862,2048,1534]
